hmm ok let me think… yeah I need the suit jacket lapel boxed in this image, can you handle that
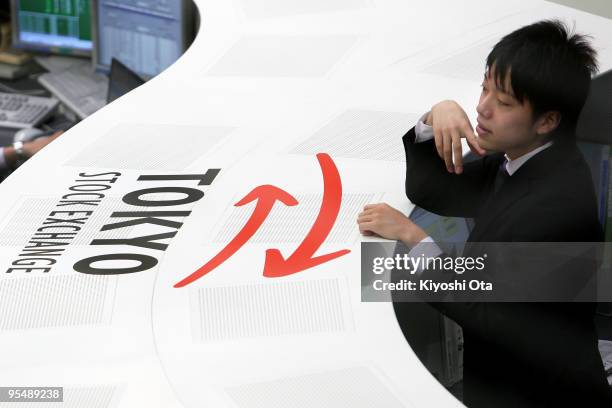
[469,176,530,241]
[468,142,577,242]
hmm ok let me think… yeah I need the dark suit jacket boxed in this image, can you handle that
[402,127,612,407]
[0,169,10,182]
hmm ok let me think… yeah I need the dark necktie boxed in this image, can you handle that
[493,159,509,194]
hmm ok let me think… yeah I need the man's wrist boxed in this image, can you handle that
[425,110,433,126]
[3,146,18,168]
[407,237,444,276]
[415,111,434,142]
[12,141,26,161]
[400,226,428,247]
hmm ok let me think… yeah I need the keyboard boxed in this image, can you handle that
[0,93,59,128]
[38,65,108,120]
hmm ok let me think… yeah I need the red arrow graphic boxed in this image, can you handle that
[174,185,298,288]
[263,153,350,277]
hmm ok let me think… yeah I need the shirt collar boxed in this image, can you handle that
[504,141,553,176]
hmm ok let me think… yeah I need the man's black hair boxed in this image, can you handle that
[486,20,598,140]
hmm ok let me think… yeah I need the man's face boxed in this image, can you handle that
[475,68,542,157]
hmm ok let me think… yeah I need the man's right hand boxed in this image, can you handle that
[427,100,486,174]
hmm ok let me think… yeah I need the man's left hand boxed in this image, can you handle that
[357,203,428,246]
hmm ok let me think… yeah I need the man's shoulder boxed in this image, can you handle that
[508,145,601,241]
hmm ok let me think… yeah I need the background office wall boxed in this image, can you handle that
[550,0,612,19]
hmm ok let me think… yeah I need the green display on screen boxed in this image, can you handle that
[18,0,91,42]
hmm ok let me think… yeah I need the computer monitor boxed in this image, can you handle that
[11,0,93,56]
[92,0,194,79]
[107,58,146,103]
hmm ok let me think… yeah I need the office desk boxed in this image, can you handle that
[0,1,611,407]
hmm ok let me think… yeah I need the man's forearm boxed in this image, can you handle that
[2,146,17,169]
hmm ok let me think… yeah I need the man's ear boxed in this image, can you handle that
[535,111,561,135]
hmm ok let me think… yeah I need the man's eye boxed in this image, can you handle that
[497,100,510,107]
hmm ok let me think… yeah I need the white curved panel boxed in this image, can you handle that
[1,0,612,407]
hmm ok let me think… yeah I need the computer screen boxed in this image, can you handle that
[93,0,193,78]
[107,58,146,103]
[11,0,93,56]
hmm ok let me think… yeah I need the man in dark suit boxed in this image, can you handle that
[357,20,612,407]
